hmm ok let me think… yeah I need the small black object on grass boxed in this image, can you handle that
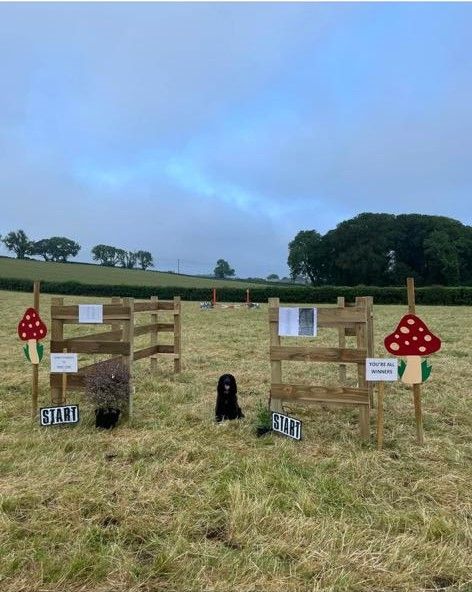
[84,361,130,429]
[215,374,244,422]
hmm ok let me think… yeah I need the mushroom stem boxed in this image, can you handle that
[27,339,39,364]
[401,355,422,384]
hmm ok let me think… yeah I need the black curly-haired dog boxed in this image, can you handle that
[215,374,245,422]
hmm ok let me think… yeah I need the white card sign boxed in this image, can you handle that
[79,304,103,324]
[278,307,317,337]
[272,412,302,440]
[40,405,80,426]
[366,358,398,381]
[50,353,78,373]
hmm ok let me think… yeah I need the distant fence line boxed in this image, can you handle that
[1,276,472,305]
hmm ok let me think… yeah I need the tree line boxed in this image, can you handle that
[288,213,472,286]
[0,230,154,270]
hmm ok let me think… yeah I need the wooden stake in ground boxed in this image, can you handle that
[376,382,385,450]
[407,277,424,445]
[32,281,40,418]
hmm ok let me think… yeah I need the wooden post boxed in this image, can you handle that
[150,295,158,373]
[407,277,424,445]
[31,281,40,419]
[376,382,385,450]
[356,297,370,440]
[269,297,283,413]
[122,297,134,422]
[337,297,347,385]
[173,296,181,373]
[366,296,375,408]
[212,288,216,306]
[246,289,250,305]
[50,297,64,405]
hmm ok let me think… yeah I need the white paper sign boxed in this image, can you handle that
[366,358,398,381]
[278,307,317,337]
[79,304,103,324]
[50,353,78,373]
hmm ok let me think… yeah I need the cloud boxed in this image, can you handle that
[0,3,471,277]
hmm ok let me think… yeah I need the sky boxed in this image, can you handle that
[1,2,472,278]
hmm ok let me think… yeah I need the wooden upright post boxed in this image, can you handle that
[337,297,347,385]
[212,288,216,306]
[122,297,134,421]
[268,297,283,413]
[50,297,64,405]
[173,296,181,373]
[32,281,40,419]
[150,296,158,373]
[407,277,423,445]
[356,297,370,440]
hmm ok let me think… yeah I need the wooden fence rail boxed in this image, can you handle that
[269,296,374,440]
[49,296,182,411]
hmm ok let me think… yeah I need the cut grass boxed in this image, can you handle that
[0,290,471,591]
[0,257,274,289]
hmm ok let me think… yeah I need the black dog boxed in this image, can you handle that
[215,374,244,422]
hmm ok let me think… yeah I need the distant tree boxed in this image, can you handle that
[267,273,279,281]
[214,259,235,279]
[1,229,33,259]
[31,236,80,262]
[117,250,138,269]
[287,230,326,285]
[91,244,121,267]
[136,250,154,270]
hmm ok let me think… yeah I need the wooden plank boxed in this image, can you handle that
[133,345,159,361]
[158,301,176,311]
[345,328,357,337]
[134,301,159,312]
[67,328,123,342]
[356,296,370,440]
[268,307,367,326]
[50,340,131,355]
[50,297,64,405]
[50,373,85,389]
[270,345,367,363]
[268,297,283,413]
[157,344,175,354]
[150,296,158,373]
[271,383,369,405]
[174,296,181,373]
[337,297,347,384]
[51,304,131,321]
[134,322,174,337]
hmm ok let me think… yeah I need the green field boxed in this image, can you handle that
[0,290,471,592]
[0,257,274,289]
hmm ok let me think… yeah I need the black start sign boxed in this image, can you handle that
[40,405,79,427]
[272,412,302,441]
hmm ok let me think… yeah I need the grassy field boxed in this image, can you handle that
[0,257,274,289]
[0,290,471,592]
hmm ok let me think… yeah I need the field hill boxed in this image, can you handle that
[0,257,275,289]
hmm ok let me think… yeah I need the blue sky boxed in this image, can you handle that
[1,2,471,277]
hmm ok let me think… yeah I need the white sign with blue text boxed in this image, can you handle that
[272,412,302,441]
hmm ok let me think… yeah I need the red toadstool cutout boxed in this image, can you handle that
[384,314,441,384]
[17,308,48,364]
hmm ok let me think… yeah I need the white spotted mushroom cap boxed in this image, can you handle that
[384,314,441,357]
[17,308,48,341]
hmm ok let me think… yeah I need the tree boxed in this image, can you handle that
[287,230,326,285]
[267,273,279,281]
[117,250,138,269]
[423,230,460,285]
[91,244,121,267]
[1,229,33,259]
[214,259,235,279]
[136,250,154,270]
[31,236,80,262]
